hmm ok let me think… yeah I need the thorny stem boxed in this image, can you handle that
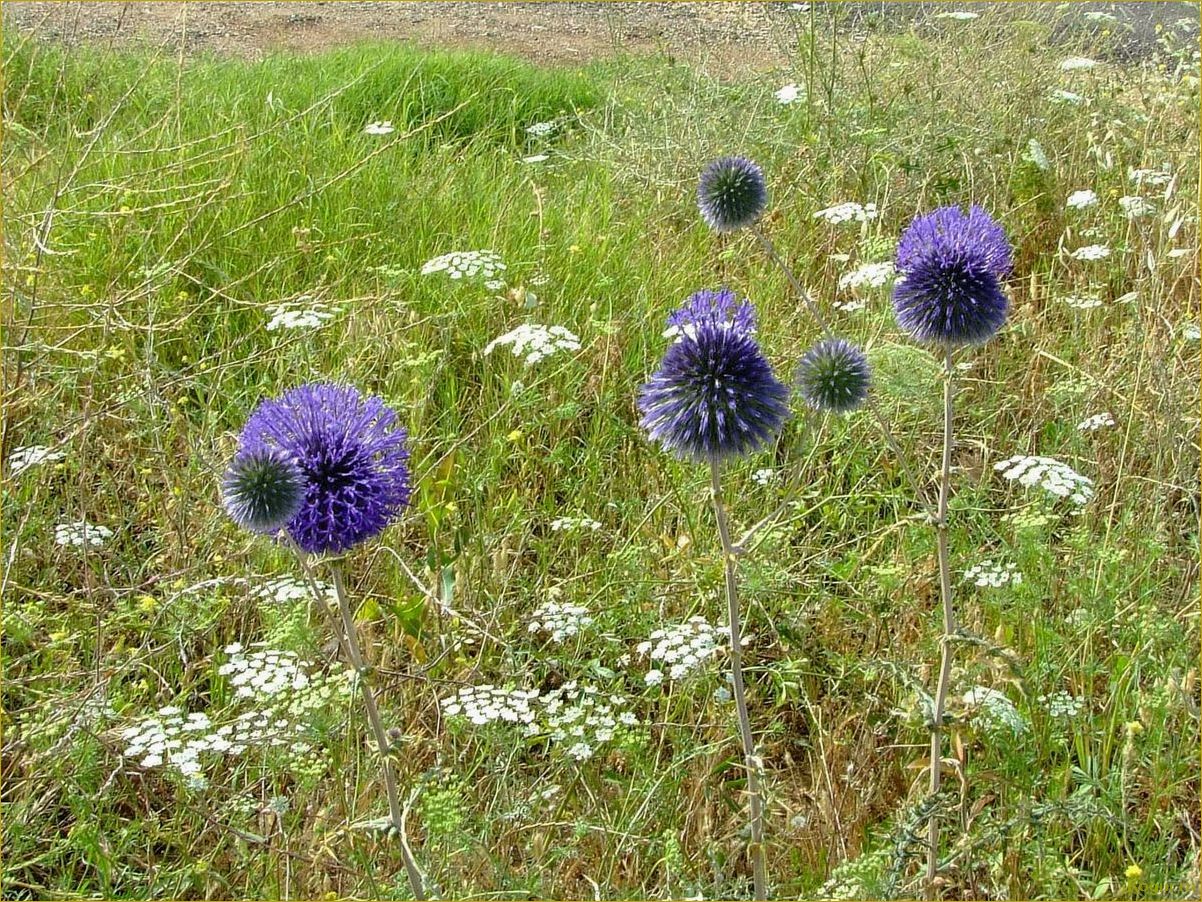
[752,226,935,515]
[710,459,769,901]
[331,565,427,902]
[926,347,958,898]
[286,538,427,901]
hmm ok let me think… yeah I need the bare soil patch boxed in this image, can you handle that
[4,2,1194,73]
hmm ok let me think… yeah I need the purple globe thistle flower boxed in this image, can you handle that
[222,446,305,534]
[891,205,1013,346]
[639,297,789,462]
[236,383,411,554]
[697,157,768,233]
[666,287,756,338]
[795,338,871,413]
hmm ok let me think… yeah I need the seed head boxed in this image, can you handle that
[222,446,305,534]
[697,157,768,233]
[795,338,871,413]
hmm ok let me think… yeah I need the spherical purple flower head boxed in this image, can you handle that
[795,338,871,414]
[222,445,306,534]
[697,157,768,233]
[666,287,756,338]
[639,303,790,462]
[892,205,1014,346]
[237,383,410,554]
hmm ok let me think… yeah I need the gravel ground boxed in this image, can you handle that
[2,1,1197,71]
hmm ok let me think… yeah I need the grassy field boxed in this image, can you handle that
[2,5,1199,899]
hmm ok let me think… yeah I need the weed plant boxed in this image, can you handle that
[2,6,1198,899]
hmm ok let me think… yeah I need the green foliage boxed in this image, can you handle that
[2,9,1198,900]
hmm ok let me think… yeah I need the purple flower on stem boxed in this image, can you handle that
[640,296,789,462]
[234,383,410,554]
[666,287,757,338]
[892,205,1013,346]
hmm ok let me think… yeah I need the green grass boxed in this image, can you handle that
[2,9,1199,900]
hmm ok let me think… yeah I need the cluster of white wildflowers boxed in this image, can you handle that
[751,468,778,487]
[55,520,113,548]
[541,683,639,761]
[218,644,354,723]
[637,616,728,685]
[550,516,601,532]
[484,324,581,365]
[964,560,1023,588]
[837,261,895,292]
[255,575,334,606]
[1077,412,1115,432]
[527,600,594,643]
[363,120,395,135]
[120,705,319,789]
[280,668,354,720]
[934,10,979,20]
[1118,196,1156,219]
[265,298,339,331]
[421,250,507,284]
[1060,294,1104,310]
[8,445,65,477]
[963,687,1027,734]
[1060,56,1098,71]
[813,202,878,225]
[1050,89,1086,105]
[1065,189,1099,210]
[1065,607,1093,630]
[118,646,352,788]
[1003,507,1055,530]
[1040,690,1086,720]
[775,82,801,104]
[23,692,114,752]
[817,847,891,900]
[440,682,638,761]
[525,118,565,138]
[1026,138,1051,171]
[219,644,310,699]
[1070,244,1111,261]
[995,455,1095,505]
[121,707,216,777]
[1128,167,1173,189]
[441,685,541,730]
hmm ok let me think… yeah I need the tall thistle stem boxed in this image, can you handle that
[752,226,934,514]
[710,458,768,900]
[926,347,958,897]
[287,541,427,900]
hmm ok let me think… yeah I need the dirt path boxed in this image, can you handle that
[2,2,1196,73]
[2,2,801,72]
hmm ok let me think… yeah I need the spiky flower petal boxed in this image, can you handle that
[697,157,768,233]
[795,338,871,413]
[666,287,756,339]
[639,296,789,462]
[222,446,305,534]
[235,383,410,554]
[892,205,1013,346]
